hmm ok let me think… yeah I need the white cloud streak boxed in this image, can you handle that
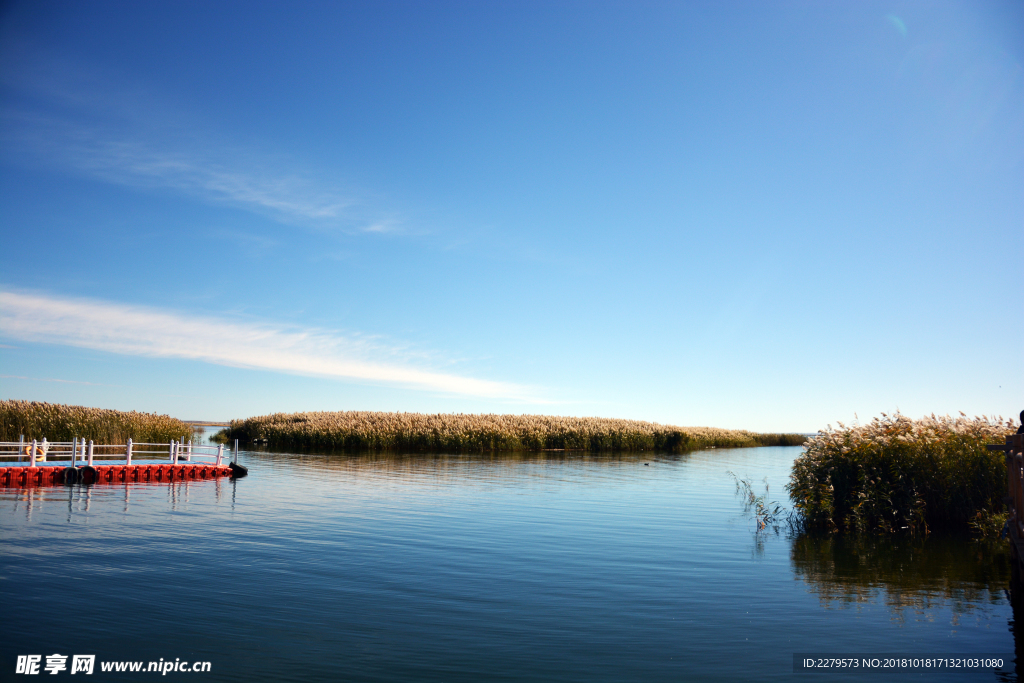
[0,291,537,401]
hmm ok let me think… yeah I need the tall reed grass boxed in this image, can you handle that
[219,411,806,453]
[0,400,194,444]
[787,412,1017,534]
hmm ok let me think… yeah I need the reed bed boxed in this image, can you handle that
[219,411,806,453]
[0,400,194,444]
[787,412,1017,534]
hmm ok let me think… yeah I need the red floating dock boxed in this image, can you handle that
[0,463,236,488]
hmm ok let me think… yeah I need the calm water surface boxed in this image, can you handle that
[1,446,1017,681]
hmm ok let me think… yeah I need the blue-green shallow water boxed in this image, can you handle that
[0,446,1016,681]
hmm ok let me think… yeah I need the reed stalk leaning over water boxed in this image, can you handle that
[0,400,194,444]
[217,411,806,453]
[787,412,1017,535]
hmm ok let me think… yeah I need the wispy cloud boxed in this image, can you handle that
[2,108,358,227]
[360,220,403,234]
[0,290,539,401]
[0,54,392,232]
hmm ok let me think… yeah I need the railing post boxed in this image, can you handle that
[72,437,77,467]
[1011,435,1022,540]
[126,438,133,466]
[216,445,223,466]
[233,439,238,464]
[172,440,179,465]
[88,440,94,467]
[30,439,37,467]
[1009,435,1014,515]
[186,440,192,461]
[18,434,23,462]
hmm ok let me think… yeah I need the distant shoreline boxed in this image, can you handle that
[214,410,807,453]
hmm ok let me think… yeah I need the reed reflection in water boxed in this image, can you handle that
[791,532,1011,619]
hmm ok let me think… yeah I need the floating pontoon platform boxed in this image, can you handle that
[0,437,247,488]
[1,463,237,487]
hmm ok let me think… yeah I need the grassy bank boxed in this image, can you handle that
[787,413,1016,534]
[0,400,194,444]
[217,411,806,453]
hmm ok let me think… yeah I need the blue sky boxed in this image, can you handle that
[1,0,1021,432]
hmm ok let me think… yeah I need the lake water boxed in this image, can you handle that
[1,446,1018,681]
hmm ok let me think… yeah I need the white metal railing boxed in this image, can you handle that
[0,436,239,468]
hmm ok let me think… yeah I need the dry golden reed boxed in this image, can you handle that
[220,410,805,452]
[0,400,193,444]
[787,412,1017,534]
